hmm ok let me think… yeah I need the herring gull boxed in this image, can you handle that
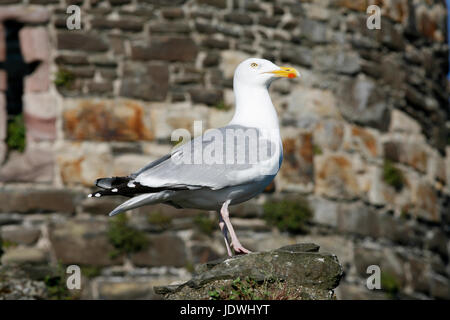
[89,58,299,256]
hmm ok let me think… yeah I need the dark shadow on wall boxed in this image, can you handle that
[0,20,40,117]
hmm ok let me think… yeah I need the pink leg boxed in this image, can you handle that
[219,215,232,257]
[220,200,251,254]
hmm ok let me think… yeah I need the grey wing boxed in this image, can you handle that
[133,125,279,190]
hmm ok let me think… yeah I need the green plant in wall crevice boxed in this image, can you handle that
[263,197,313,234]
[6,114,26,152]
[107,214,149,259]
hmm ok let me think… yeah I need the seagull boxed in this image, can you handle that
[89,58,299,256]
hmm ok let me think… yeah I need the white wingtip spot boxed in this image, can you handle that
[112,188,118,192]
[127,182,136,188]
[88,194,92,198]
[95,193,101,197]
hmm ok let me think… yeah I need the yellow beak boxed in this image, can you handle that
[267,66,299,78]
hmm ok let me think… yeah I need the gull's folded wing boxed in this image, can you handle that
[133,125,280,191]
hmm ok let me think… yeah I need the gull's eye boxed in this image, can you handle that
[250,62,258,68]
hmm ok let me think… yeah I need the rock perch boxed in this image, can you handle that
[155,243,344,300]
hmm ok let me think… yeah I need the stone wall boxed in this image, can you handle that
[0,0,449,299]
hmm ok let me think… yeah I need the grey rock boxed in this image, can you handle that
[120,63,169,101]
[155,243,343,300]
[336,75,390,131]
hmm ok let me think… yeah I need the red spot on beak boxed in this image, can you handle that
[288,73,296,78]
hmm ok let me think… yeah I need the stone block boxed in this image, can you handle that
[120,63,169,101]
[280,131,314,187]
[49,219,123,266]
[0,148,54,183]
[336,74,389,131]
[19,27,50,64]
[131,233,187,267]
[131,37,197,62]
[0,188,77,214]
[0,6,50,24]
[389,109,422,134]
[63,99,154,141]
[1,247,48,265]
[313,119,345,152]
[57,32,108,52]
[56,142,113,186]
[1,226,41,245]
[314,153,360,200]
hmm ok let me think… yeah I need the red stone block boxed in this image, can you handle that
[19,26,50,63]
[0,6,50,24]
[24,111,56,141]
[24,62,50,93]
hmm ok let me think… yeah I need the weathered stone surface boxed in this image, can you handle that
[197,0,227,9]
[0,148,54,183]
[150,22,190,34]
[1,226,41,245]
[315,153,360,200]
[189,88,223,106]
[389,109,422,134]
[57,32,108,52]
[97,281,157,300]
[120,63,169,101]
[131,37,197,62]
[190,244,221,265]
[0,5,50,24]
[313,119,345,151]
[63,99,154,141]
[336,75,389,131]
[412,180,440,222]
[0,188,77,214]
[161,7,184,19]
[49,219,123,266]
[131,233,187,267]
[280,46,313,68]
[1,247,48,265]
[354,245,407,288]
[383,136,429,173]
[0,23,5,62]
[0,92,6,141]
[280,131,314,187]
[430,273,450,299]
[0,70,6,91]
[19,27,50,63]
[343,125,381,158]
[224,12,253,25]
[0,264,49,300]
[287,86,341,129]
[57,142,113,186]
[92,18,144,32]
[23,92,57,141]
[24,61,49,93]
[155,243,343,300]
[313,47,361,75]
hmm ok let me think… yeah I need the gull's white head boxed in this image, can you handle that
[233,58,300,88]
